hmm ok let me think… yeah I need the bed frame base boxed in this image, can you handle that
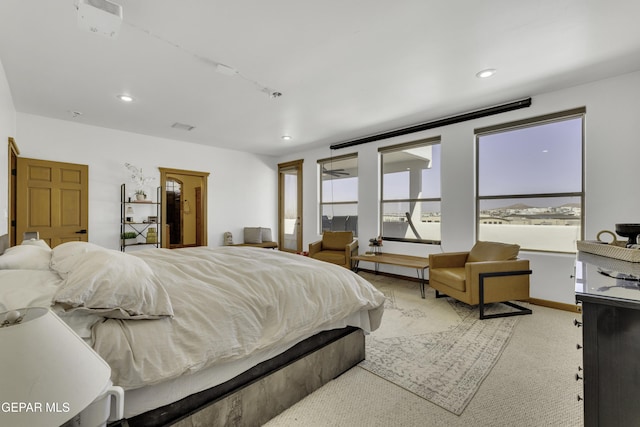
[112,327,364,427]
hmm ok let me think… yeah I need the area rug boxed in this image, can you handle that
[358,273,522,415]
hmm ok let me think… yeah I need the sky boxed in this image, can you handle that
[478,117,582,196]
[322,116,582,209]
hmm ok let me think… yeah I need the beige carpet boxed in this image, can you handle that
[360,275,520,415]
[265,272,583,426]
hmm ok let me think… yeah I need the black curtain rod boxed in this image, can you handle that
[330,97,532,150]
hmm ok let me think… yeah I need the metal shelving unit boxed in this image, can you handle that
[120,184,162,251]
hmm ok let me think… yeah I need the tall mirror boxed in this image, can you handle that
[159,168,209,248]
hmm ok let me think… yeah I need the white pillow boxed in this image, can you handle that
[0,270,62,311]
[0,234,10,255]
[244,227,262,244]
[53,250,174,320]
[21,239,51,250]
[261,227,273,242]
[50,241,105,278]
[0,245,52,270]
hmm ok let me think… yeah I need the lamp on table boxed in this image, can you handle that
[0,307,124,427]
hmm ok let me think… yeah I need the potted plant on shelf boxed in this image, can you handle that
[121,231,138,245]
[134,189,147,201]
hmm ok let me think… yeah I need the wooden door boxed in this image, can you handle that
[159,168,209,248]
[278,160,303,253]
[16,158,89,247]
[8,138,19,246]
[195,186,202,246]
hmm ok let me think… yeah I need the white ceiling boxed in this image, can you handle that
[2,1,640,157]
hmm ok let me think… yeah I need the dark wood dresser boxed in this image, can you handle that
[575,252,640,427]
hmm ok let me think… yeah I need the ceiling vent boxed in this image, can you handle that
[77,0,123,39]
[171,122,196,131]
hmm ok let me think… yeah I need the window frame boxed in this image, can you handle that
[379,136,442,244]
[318,153,359,235]
[475,107,586,253]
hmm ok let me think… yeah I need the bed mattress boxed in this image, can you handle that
[121,312,368,419]
[0,243,385,421]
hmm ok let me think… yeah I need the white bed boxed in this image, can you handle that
[0,241,385,425]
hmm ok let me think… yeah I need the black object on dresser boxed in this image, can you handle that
[575,252,640,427]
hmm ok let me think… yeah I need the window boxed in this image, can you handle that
[476,108,584,253]
[318,154,358,235]
[380,137,441,243]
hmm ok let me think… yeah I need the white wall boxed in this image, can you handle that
[3,47,640,305]
[279,70,640,305]
[0,60,17,236]
[12,114,278,250]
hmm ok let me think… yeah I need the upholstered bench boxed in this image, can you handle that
[232,227,278,249]
[234,242,278,249]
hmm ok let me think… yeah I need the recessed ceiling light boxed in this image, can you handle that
[117,94,134,102]
[476,69,496,79]
[281,135,292,141]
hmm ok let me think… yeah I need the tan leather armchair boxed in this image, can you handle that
[428,241,532,319]
[309,231,358,269]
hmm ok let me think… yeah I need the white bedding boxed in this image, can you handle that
[97,246,384,389]
[0,243,384,394]
[0,269,102,340]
